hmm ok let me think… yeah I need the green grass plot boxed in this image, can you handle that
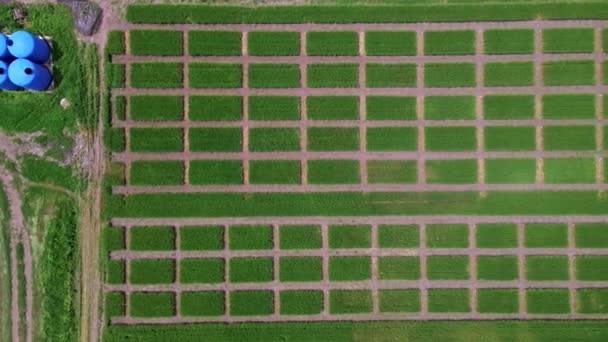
[329,256,371,281]
[378,256,420,280]
[189,160,242,185]
[248,31,299,56]
[130,62,183,88]
[485,158,536,184]
[249,160,300,184]
[426,224,469,248]
[129,292,175,317]
[330,290,372,314]
[189,96,242,121]
[526,256,569,281]
[329,225,371,249]
[307,96,358,120]
[279,225,322,250]
[484,126,536,151]
[248,63,300,88]
[477,256,519,280]
[427,256,469,280]
[365,30,416,56]
[525,223,568,248]
[576,288,608,313]
[484,62,534,86]
[129,225,175,251]
[484,29,534,54]
[575,223,608,248]
[129,127,183,152]
[280,291,323,315]
[367,160,417,184]
[180,258,224,284]
[366,127,417,151]
[279,257,322,282]
[249,128,300,152]
[542,94,596,119]
[307,63,359,88]
[365,63,416,87]
[307,160,359,184]
[366,96,416,120]
[106,260,125,285]
[229,257,273,283]
[189,127,242,152]
[129,259,174,284]
[130,29,182,56]
[544,158,596,184]
[130,160,183,185]
[180,291,224,316]
[477,289,519,313]
[483,95,535,119]
[543,125,596,151]
[249,96,300,120]
[179,225,224,251]
[543,60,595,86]
[526,289,570,314]
[230,291,274,316]
[378,224,419,248]
[425,126,476,151]
[129,95,183,121]
[189,63,242,88]
[307,31,358,56]
[105,227,125,251]
[476,223,518,248]
[576,256,608,280]
[426,159,477,184]
[307,127,359,151]
[229,225,273,250]
[188,30,241,56]
[424,63,475,87]
[424,96,475,120]
[427,289,470,313]
[543,28,594,53]
[379,289,420,313]
[424,30,475,55]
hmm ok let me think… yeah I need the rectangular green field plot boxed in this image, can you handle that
[328,224,371,249]
[543,60,595,85]
[130,62,183,88]
[477,256,518,280]
[249,96,300,121]
[280,291,323,315]
[105,226,125,251]
[544,158,596,184]
[189,127,242,152]
[229,257,273,283]
[129,259,175,284]
[426,256,469,280]
[105,292,125,319]
[179,225,224,250]
[230,291,274,316]
[108,63,125,88]
[180,291,224,316]
[543,28,594,53]
[477,289,519,313]
[366,127,417,151]
[484,62,534,86]
[484,126,535,151]
[188,30,241,56]
[484,29,534,54]
[576,256,608,280]
[525,223,568,248]
[483,95,535,119]
[329,256,371,281]
[307,160,359,184]
[427,289,470,313]
[129,29,183,56]
[543,125,595,151]
[365,31,416,56]
[189,63,242,88]
[379,289,420,313]
[378,256,420,280]
[106,260,125,285]
[576,288,608,313]
[307,63,358,88]
[129,128,183,152]
[366,96,416,120]
[424,96,475,120]
[424,30,475,55]
[425,126,476,151]
[426,224,469,248]
[248,63,300,88]
[189,96,242,121]
[575,223,608,248]
[485,158,536,184]
[365,63,416,87]
[249,160,300,185]
[526,289,570,314]
[180,258,224,284]
[424,63,475,87]
[129,292,175,317]
[367,160,417,184]
[525,255,569,281]
[476,223,518,248]
[306,31,358,56]
[279,225,321,250]
[307,127,359,151]
[426,159,477,184]
[307,96,358,120]
[329,290,372,314]
[129,225,175,251]
[378,224,419,248]
[542,94,596,119]
[248,31,300,56]
[129,95,183,121]
[189,160,242,185]
[279,257,322,282]
[249,128,300,152]
[229,224,273,250]
[129,160,184,185]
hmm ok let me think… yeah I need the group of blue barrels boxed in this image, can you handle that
[0,30,52,91]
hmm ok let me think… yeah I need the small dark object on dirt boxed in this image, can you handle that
[58,0,102,36]
[12,7,26,21]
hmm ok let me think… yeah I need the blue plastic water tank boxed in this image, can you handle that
[6,30,50,63]
[0,33,13,60]
[8,59,51,91]
[0,60,18,90]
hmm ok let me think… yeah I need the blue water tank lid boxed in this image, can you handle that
[8,58,39,86]
[0,60,9,79]
[7,30,38,58]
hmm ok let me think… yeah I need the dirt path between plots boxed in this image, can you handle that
[0,166,33,342]
[78,1,113,342]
